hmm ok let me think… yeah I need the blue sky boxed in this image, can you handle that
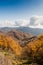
[0,0,43,20]
[0,0,43,27]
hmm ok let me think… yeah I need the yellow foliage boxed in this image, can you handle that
[25,34,43,57]
[0,34,22,56]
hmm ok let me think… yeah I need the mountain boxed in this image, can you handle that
[0,28,43,65]
[0,27,43,35]
[16,27,43,35]
[7,30,32,46]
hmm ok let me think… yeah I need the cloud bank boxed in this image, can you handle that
[0,19,29,27]
[0,16,43,29]
[29,16,43,29]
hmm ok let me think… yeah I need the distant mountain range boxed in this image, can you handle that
[15,27,43,35]
[0,27,43,35]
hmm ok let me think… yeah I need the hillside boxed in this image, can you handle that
[0,33,22,56]
[24,34,43,65]
[0,33,23,65]
[0,31,43,65]
[7,30,32,46]
[1,27,43,35]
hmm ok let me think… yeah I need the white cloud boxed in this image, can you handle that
[15,19,29,27]
[29,16,43,29]
[0,19,29,27]
[0,16,43,29]
[0,20,16,27]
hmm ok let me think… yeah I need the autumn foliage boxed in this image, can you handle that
[24,34,43,64]
[0,33,22,56]
[0,32,43,65]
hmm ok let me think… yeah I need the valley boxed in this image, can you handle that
[0,29,43,65]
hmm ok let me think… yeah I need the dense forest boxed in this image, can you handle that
[0,30,43,65]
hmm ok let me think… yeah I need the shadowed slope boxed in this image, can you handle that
[7,30,32,46]
[24,34,43,64]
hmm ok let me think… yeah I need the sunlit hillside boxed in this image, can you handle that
[0,33,22,56]
[0,31,43,65]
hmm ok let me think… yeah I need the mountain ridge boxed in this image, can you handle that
[0,27,43,35]
[0,29,43,65]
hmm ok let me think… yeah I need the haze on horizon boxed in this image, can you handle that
[0,0,43,28]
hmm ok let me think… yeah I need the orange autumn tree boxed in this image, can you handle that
[24,34,43,64]
[0,33,22,56]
